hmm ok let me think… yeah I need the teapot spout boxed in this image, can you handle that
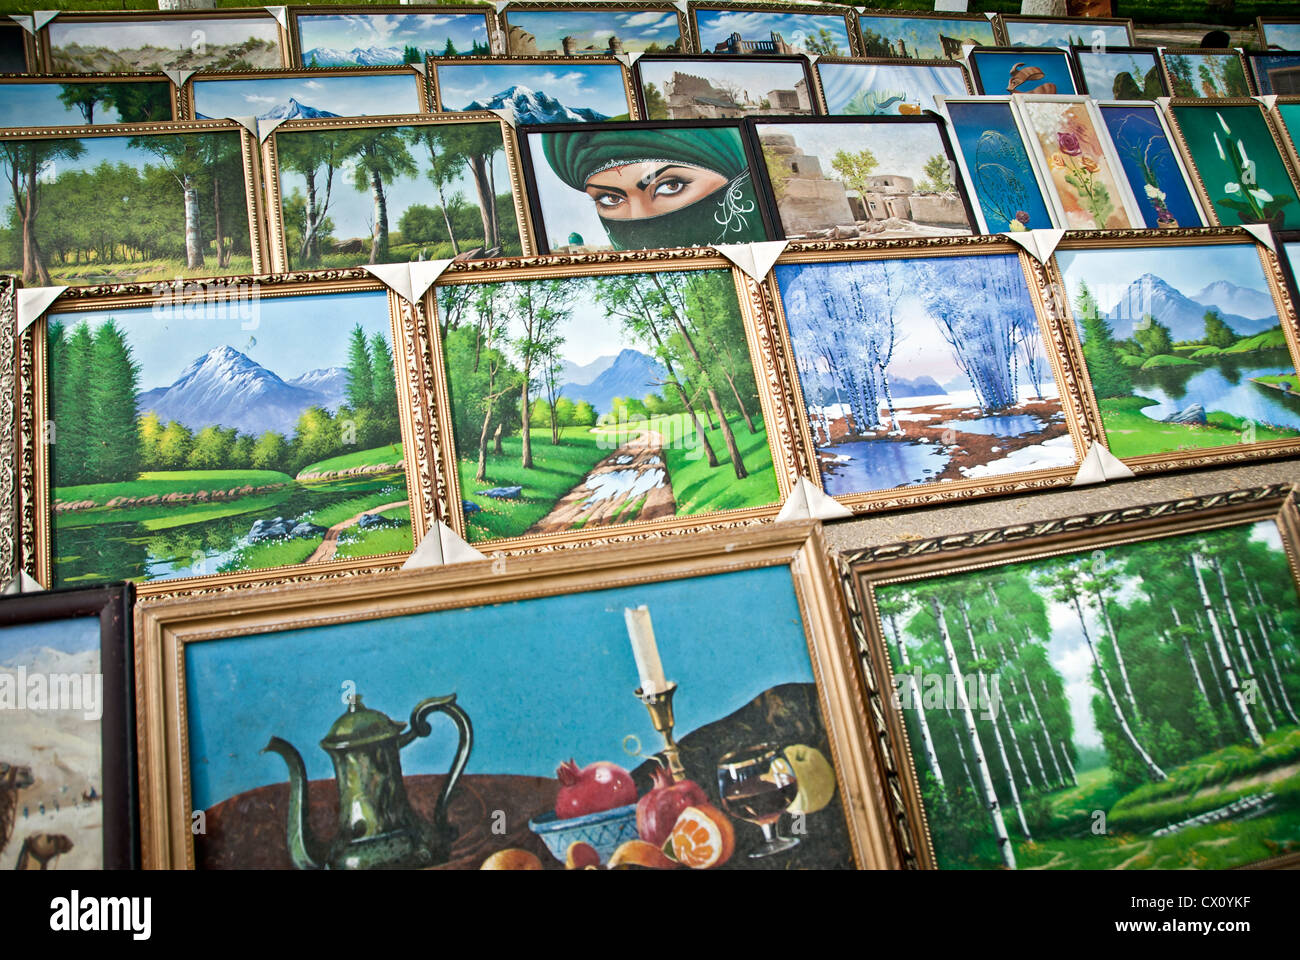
[262,736,324,870]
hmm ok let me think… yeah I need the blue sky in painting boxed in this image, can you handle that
[193,74,421,120]
[436,61,629,115]
[1055,243,1272,313]
[944,99,1051,232]
[296,12,488,63]
[857,15,995,59]
[1076,50,1162,97]
[183,565,817,809]
[694,10,851,55]
[1099,104,1202,228]
[818,61,968,114]
[49,17,278,53]
[1005,21,1129,47]
[0,82,162,128]
[508,10,680,53]
[970,49,1076,95]
[0,617,99,664]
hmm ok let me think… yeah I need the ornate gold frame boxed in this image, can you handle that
[808,55,973,115]
[839,482,1300,870]
[181,65,432,122]
[260,112,536,273]
[1159,47,1256,99]
[134,520,892,870]
[0,276,17,588]
[0,73,180,126]
[1043,227,1300,474]
[286,4,499,68]
[763,236,1092,513]
[499,2,691,56]
[16,269,441,601]
[426,53,638,119]
[1269,95,1300,183]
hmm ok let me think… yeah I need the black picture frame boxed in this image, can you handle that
[0,19,33,74]
[743,112,979,242]
[1246,51,1300,96]
[966,45,1078,96]
[0,582,137,870]
[516,116,777,253]
[631,52,817,121]
[1069,45,1169,99]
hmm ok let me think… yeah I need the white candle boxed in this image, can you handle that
[625,605,668,695]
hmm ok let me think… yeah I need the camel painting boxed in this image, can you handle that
[14,833,73,869]
[0,762,35,855]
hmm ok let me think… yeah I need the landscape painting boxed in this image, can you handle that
[693,9,852,57]
[942,98,1054,233]
[45,289,413,587]
[1249,53,1300,95]
[1072,48,1166,99]
[184,564,854,870]
[193,73,423,122]
[774,254,1077,498]
[1003,19,1130,48]
[505,9,682,56]
[1261,21,1300,51]
[817,61,969,116]
[874,518,1300,869]
[1163,51,1252,99]
[1170,104,1300,230]
[0,617,103,870]
[755,119,973,240]
[1099,104,1204,229]
[435,61,632,124]
[969,49,1077,96]
[47,17,283,73]
[0,128,255,285]
[436,268,780,543]
[1056,242,1300,459]
[638,57,811,120]
[0,80,173,129]
[295,12,490,66]
[858,15,995,61]
[271,119,523,269]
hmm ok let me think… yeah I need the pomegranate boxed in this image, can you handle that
[555,759,637,819]
[636,764,708,846]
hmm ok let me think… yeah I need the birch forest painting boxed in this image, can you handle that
[877,520,1300,869]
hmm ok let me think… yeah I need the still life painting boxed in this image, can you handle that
[1055,241,1300,459]
[47,16,282,73]
[968,48,1077,96]
[692,8,852,57]
[192,72,424,122]
[1098,103,1204,229]
[295,11,491,66]
[435,267,779,542]
[941,98,1054,233]
[1072,48,1166,99]
[638,57,811,120]
[1163,51,1252,99]
[816,61,969,116]
[773,253,1077,499]
[504,8,682,56]
[857,14,995,61]
[435,61,632,123]
[0,79,173,128]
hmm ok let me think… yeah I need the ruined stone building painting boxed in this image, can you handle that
[505,9,682,56]
[693,9,853,57]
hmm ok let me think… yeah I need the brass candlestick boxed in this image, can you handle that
[636,682,686,782]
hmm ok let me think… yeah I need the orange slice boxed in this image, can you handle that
[669,803,735,869]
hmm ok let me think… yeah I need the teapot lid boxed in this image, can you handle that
[321,695,405,750]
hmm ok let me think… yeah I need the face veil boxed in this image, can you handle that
[540,126,767,250]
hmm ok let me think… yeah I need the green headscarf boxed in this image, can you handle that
[540,126,766,250]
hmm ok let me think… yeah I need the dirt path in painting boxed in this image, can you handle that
[527,430,674,534]
[306,500,409,564]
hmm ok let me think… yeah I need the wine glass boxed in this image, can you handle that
[717,743,800,858]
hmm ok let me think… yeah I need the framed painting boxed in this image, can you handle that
[1277,230,1300,305]
[1069,45,1167,100]
[135,522,888,870]
[1097,101,1207,229]
[1275,96,1300,184]
[935,95,1057,234]
[518,119,773,253]
[1047,229,1300,470]
[841,482,1300,870]
[813,57,971,117]
[40,10,288,74]
[1248,52,1300,96]
[856,11,998,62]
[430,56,636,123]
[1161,49,1254,99]
[748,115,976,241]
[1165,100,1300,231]
[0,120,264,287]
[1256,18,1300,52]
[690,2,857,58]
[635,54,814,120]
[289,6,494,67]
[968,46,1077,96]
[1014,94,1144,231]
[500,2,686,57]
[765,238,1085,513]
[0,583,136,870]
[0,20,33,73]
[14,272,439,599]
[262,113,531,271]
[998,14,1132,49]
[187,66,429,123]
[0,75,176,130]
[418,252,798,549]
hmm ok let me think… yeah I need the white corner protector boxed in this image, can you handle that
[672,0,689,15]
[410,259,456,302]
[3,571,45,595]
[713,240,788,283]
[616,51,643,69]
[256,115,289,143]
[776,477,852,522]
[364,263,415,304]
[489,107,517,128]
[8,15,34,34]
[402,521,487,568]
[1000,228,1064,264]
[263,6,289,31]
[17,286,66,334]
[410,61,427,76]
[961,43,976,62]
[1070,442,1135,487]
[805,53,820,66]
[1241,223,1277,253]
[32,11,58,32]
[1255,94,1278,112]
[162,68,196,88]
[983,10,998,19]
[227,115,259,138]
[1156,95,1171,112]
[492,0,510,14]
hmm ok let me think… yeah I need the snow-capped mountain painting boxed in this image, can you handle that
[435,62,632,125]
[295,10,491,67]
[560,348,666,414]
[461,85,609,124]
[191,75,422,123]
[1104,273,1276,340]
[301,45,409,67]
[286,367,350,411]
[196,98,340,122]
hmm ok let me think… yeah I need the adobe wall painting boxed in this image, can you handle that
[872,517,1300,869]
[639,58,812,120]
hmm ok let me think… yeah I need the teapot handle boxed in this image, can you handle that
[400,694,474,837]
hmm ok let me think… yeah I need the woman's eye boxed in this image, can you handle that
[593,193,625,208]
[653,177,689,197]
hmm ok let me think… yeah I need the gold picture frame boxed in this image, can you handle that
[0,72,180,127]
[182,65,432,123]
[499,2,690,57]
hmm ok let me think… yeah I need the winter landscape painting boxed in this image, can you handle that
[874,518,1300,869]
[1056,242,1300,459]
[774,254,1076,498]
[816,61,969,117]
[969,49,1077,96]
[638,57,812,120]
[45,290,413,586]
[1003,19,1130,48]
[295,12,490,67]
[435,62,632,124]
[271,120,522,269]
[436,269,779,542]
[857,14,995,61]
[941,99,1054,233]
[47,17,283,73]
[0,129,254,285]
[504,9,682,56]
[1163,51,1252,99]
[1073,49,1166,99]
[692,9,852,57]
[755,120,973,240]
[193,73,423,122]
[1099,104,1203,229]
[0,80,173,129]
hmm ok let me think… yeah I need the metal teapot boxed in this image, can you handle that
[263,693,473,870]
